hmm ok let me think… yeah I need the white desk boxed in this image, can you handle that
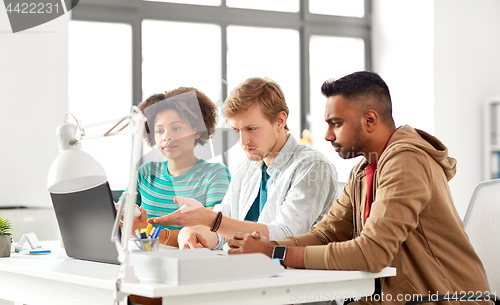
[0,242,395,305]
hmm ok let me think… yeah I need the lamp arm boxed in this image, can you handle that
[107,106,146,288]
[116,106,145,253]
[77,114,133,141]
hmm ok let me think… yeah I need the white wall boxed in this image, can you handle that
[0,9,68,208]
[434,0,500,217]
[373,0,500,217]
[372,0,435,133]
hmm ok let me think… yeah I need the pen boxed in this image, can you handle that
[154,226,162,238]
[134,229,145,251]
[146,223,153,235]
[140,229,152,251]
[149,227,156,239]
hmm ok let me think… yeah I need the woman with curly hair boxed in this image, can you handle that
[125,87,230,248]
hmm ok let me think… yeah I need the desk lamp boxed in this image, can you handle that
[47,106,146,301]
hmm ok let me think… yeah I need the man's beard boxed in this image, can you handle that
[335,125,371,160]
[338,146,364,159]
[245,132,278,161]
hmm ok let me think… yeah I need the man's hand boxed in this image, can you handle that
[148,197,215,227]
[177,227,210,249]
[227,231,275,257]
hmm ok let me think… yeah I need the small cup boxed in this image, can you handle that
[130,237,159,252]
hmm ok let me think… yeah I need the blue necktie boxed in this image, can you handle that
[244,163,269,221]
[259,163,270,213]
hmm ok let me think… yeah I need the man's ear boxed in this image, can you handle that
[275,111,288,131]
[364,110,378,133]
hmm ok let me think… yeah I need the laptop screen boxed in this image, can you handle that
[50,182,120,264]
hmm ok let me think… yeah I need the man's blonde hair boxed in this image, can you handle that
[223,77,289,131]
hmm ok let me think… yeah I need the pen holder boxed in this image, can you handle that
[130,237,159,252]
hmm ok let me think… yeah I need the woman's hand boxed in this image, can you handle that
[148,197,215,227]
[132,206,149,234]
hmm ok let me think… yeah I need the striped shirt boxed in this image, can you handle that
[132,159,230,230]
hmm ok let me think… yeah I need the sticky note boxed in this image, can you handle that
[19,249,51,254]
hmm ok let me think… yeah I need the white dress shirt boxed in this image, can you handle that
[213,134,338,249]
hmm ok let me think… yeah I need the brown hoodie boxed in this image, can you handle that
[278,125,490,304]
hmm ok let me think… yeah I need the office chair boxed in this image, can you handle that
[406,179,500,305]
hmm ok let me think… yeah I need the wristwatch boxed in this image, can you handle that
[272,245,287,267]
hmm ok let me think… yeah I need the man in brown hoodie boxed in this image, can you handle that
[227,71,491,304]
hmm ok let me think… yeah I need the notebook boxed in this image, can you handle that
[50,182,121,264]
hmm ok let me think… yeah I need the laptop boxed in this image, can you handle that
[50,182,121,264]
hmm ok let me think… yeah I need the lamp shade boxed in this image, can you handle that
[47,121,107,194]
[47,148,107,194]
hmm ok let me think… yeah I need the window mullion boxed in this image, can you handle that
[132,16,142,106]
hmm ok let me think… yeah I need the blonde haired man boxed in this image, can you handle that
[149,77,338,250]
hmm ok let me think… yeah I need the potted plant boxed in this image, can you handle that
[0,217,13,257]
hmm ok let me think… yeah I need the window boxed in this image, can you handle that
[227,26,300,136]
[70,1,371,183]
[68,21,132,190]
[142,20,221,103]
[309,35,365,182]
[309,0,364,17]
